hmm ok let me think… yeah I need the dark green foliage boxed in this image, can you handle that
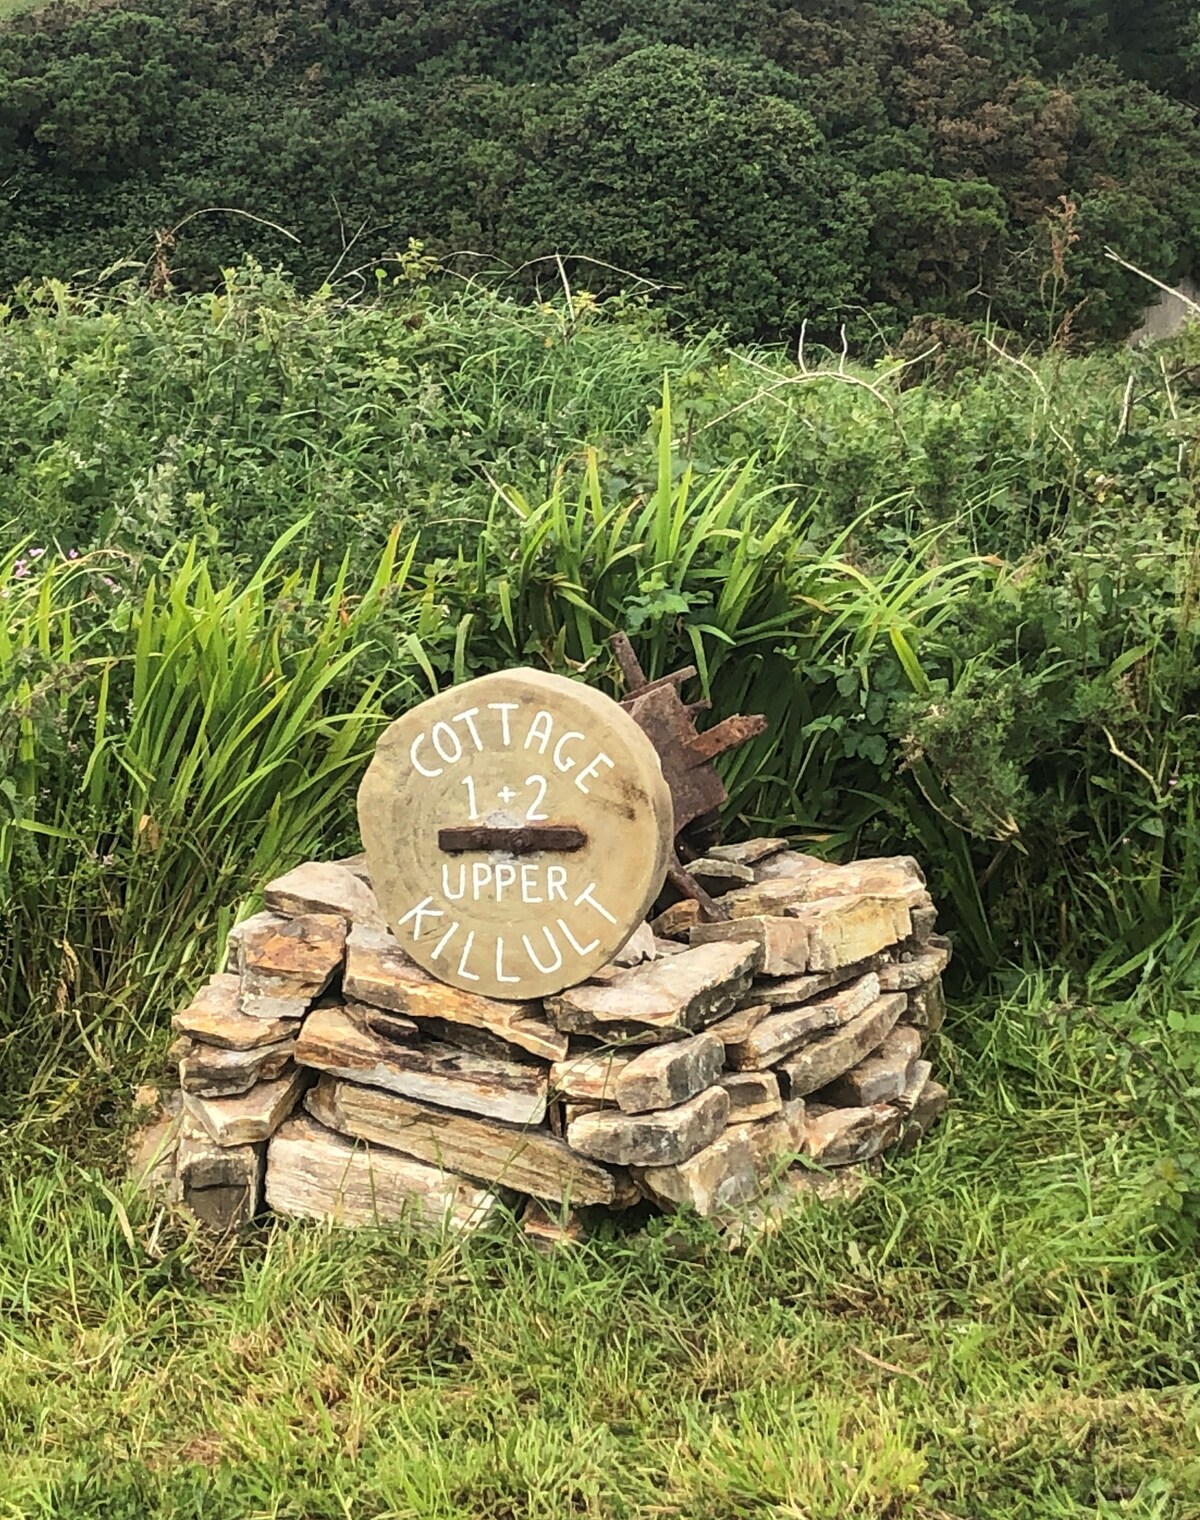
[1,0,1200,340]
[6,272,1200,1013]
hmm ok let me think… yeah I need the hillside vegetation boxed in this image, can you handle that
[4,9,1200,1506]
[2,0,1200,340]
[4,269,1200,1058]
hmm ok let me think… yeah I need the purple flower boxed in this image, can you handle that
[28,547,44,560]
[13,560,28,578]
[68,549,80,560]
[101,576,118,590]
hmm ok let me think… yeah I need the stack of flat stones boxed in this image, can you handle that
[136,839,950,1237]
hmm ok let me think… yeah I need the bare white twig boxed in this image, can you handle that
[1118,373,1135,438]
[1104,246,1200,316]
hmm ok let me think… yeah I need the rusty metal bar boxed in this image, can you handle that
[438,825,587,855]
[686,713,768,764]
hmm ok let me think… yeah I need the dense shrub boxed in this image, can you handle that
[2,0,1200,340]
[5,273,1200,1025]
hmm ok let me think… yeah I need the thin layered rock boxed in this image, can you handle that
[176,1116,264,1231]
[146,833,954,1232]
[296,1003,549,1126]
[182,1064,312,1148]
[613,1033,724,1114]
[550,1050,631,1103]
[566,1086,729,1167]
[725,974,881,1071]
[266,1115,506,1232]
[176,1035,297,1099]
[306,1074,617,1205]
[717,1071,782,1122]
[776,993,907,1098]
[690,893,912,977]
[232,911,348,1018]
[546,941,760,1043]
[172,973,298,1050]
[344,923,566,1062]
[817,1024,922,1107]
[264,861,384,926]
[805,1104,902,1167]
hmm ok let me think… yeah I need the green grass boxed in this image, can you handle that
[3,273,1200,1517]
[1,975,1197,1519]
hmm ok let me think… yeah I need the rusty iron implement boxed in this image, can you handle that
[438,825,588,855]
[611,632,766,918]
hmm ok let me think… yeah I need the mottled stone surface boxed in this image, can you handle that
[547,941,761,1043]
[740,955,887,1010]
[894,1058,933,1114]
[708,838,789,867]
[344,923,566,1062]
[804,1103,902,1167]
[789,896,912,973]
[636,1128,762,1216]
[614,1032,724,1115]
[775,993,907,1098]
[296,1003,549,1126]
[613,922,657,967]
[687,857,755,894]
[909,905,938,941]
[172,973,297,1050]
[649,900,701,940]
[266,1115,505,1232]
[905,977,947,1032]
[331,851,372,883]
[727,974,881,1071]
[896,1078,949,1152]
[264,860,384,926]
[751,850,825,882]
[357,1003,421,1045]
[706,1002,770,1051]
[746,853,929,910]
[225,911,285,968]
[306,1075,616,1205]
[818,1024,922,1107]
[181,1063,311,1148]
[731,1099,808,1170]
[566,1085,729,1167]
[550,1050,632,1103]
[717,1070,782,1123]
[177,1036,296,1098]
[234,911,348,1015]
[694,893,910,977]
[176,1117,265,1230]
[688,913,811,977]
[877,943,951,993]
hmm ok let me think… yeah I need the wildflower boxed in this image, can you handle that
[102,576,118,590]
[13,560,28,578]
[28,547,44,559]
[68,548,79,560]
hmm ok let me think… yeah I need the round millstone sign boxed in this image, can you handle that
[358,668,675,999]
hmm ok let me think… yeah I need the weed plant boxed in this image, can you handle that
[1,975,1198,1518]
[2,275,1200,1517]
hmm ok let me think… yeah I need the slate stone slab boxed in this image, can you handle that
[566,1086,729,1167]
[775,993,907,1097]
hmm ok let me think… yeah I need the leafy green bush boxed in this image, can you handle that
[2,0,1199,340]
[5,270,1200,1041]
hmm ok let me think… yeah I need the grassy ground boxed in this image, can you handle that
[1,975,1197,1519]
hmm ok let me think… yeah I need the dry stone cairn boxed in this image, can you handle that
[134,668,951,1240]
